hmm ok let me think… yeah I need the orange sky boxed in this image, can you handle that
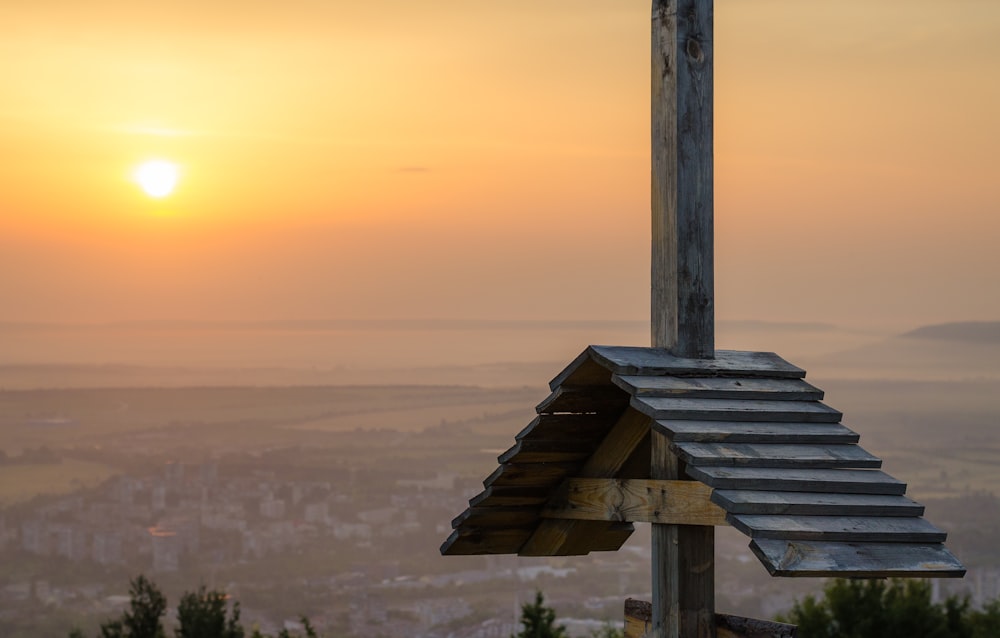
[2,1,998,329]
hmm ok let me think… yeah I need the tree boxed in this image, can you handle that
[512,591,567,638]
[97,575,167,638]
[779,578,1000,638]
[176,586,244,638]
[76,576,321,638]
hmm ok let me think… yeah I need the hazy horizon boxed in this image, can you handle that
[3,0,999,331]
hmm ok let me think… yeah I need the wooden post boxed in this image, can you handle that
[650,1,714,638]
[651,0,714,358]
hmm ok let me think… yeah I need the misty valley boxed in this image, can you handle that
[1,322,999,637]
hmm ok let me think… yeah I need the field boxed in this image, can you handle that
[0,385,542,452]
[0,460,116,506]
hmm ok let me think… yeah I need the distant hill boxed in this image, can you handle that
[901,321,1000,344]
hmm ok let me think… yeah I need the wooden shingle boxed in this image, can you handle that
[441,345,966,578]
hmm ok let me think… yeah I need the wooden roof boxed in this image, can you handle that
[441,345,965,578]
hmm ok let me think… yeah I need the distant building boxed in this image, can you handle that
[149,527,180,572]
[21,520,50,555]
[50,523,88,562]
[260,498,286,519]
[165,461,184,484]
[303,501,329,525]
[92,530,124,565]
[151,483,167,511]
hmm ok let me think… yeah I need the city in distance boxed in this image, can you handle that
[1,318,998,637]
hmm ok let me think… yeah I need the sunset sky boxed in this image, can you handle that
[2,0,998,330]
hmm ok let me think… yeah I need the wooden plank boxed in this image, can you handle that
[654,420,859,444]
[451,506,539,529]
[711,490,925,517]
[589,346,805,379]
[518,409,650,556]
[652,429,714,638]
[483,462,577,489]
[468,487,549,508]
[716,614,797,638]
[536,385,628,414]
[515,413,616,442]
[498,439,594,464]
[687,466,907,495]
[540,478,727,526]
[750,539,966,578]
[624,598,652,638]
[439,527,533,556]
[626,601,798,638]
[580,521,635,552]
[728,514,947,543]
[615,375,822,400]
[633,396,842,422]
[547,348,615,390]
[672,442,882,469]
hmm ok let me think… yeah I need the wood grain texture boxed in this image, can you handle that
[750,539,966,578]
[590,346,804,379]
[729,514,947,543]
[518,409,651,556]
[548,347,805,391]
[686,466,907,495]
[614,375,822,400]
[651,0,714,358]
[711,490,925,517]
[633,396,842,422]
[498,438,595,464]
[540,478,727,526]
[468,486,549,508]
[652,429,715,638]
[515,413,617,442]
[536,385,628,415]
[483,462,577,489]
[439,527,533,556]
[654,420,860,444]
[716,614,798,638]
[451,506,539,529]
[626,601,798,638]
[547,349,615,391]
[672,442,882,469]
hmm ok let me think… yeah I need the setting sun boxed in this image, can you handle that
[134,160,179,198]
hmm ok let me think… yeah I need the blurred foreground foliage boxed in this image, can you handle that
[69,575,320,638]
[779,578,1000,638]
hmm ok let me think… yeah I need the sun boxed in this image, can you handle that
[134,160,180,198]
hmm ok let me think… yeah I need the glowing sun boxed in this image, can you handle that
[134,160,179,198]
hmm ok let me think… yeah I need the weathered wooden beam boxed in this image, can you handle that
[518,409,651,556]
[651,0,715,634]
[686,466,907,495]
[729,514,947,543]
[653,430,714,638]
[750,539,966,578]
[653,420,860,445]
[536,385,628,414]
[711,490,924,517]
[625,600,797,638]
[540,478,727,526]
[550,348,806,391]
[613,375,823,400]
[633,396,843,423]
[671,442,882,469]
[651,0,714,358]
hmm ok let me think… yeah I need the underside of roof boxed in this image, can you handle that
[440,345,966,578]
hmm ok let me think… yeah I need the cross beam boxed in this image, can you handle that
[650,2,715,638]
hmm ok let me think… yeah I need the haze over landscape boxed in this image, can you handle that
[1,1,998,637]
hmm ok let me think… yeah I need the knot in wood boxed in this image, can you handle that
[686,37,704,63]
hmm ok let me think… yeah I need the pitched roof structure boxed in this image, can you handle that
[441,345,966,578]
